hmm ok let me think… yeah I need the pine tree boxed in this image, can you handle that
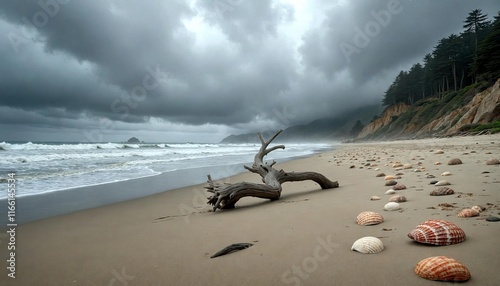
[463,9,490,82]
[477,11,500,82]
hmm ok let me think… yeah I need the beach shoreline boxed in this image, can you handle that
[1,134,499,285]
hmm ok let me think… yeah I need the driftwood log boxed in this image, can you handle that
[206,130,339,211]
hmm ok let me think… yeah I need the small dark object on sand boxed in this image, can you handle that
[210,243,254,258]
[485,216,500,222]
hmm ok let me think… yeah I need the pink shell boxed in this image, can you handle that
[415,256,471,282]
[356,211,384,226]
[447,158,462,165]
[392,183,406,190]
[389,195,407,202]
[457,209,479,218]
[430,187,454,196]
[407,219,466,245]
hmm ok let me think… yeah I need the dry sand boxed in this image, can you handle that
[1,135,499,286]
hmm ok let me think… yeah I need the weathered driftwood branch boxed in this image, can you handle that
[206,130,339,211]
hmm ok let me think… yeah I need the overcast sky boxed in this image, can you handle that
[0,0,498,143]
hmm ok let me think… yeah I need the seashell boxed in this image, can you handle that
[385,180,397,186]
[430,187,454,196]
[447,158,462,165]
[389,195,407,202]
[471,205,483,213]
[434,162,441,165]
[407,219,466,245]
[370,196,381,201]
[486,158,500,165]
[403,163,412,169]
[384,175,396,180]
[384,202,401,211]
[457,208,479,218]
[395,167,403,171]
[426,174,435,178]
[441,172,452,176]
[413,168,422,172]
[376,172,386,177]
[392,183,406,190]
[434,150,444,154]
[351,236,384,254]
[374,168,380,171]
[415,256,470,282]
[395,172,404,176]
[429,180,438,185]
[385,189,396,195]
[392,163,403,168]
[356,211,384,226]
[434,180,450,186]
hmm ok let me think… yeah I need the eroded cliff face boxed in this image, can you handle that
[357,102,410,139]
[357,78,500,140]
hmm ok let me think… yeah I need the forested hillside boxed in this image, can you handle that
[358,9,500,141]
[382,9,500,107]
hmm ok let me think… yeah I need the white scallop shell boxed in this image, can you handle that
[385,189,396,195]
[434,180,450,186]
[471,205,483,213]
[351,236,384,254]
[384,202,401,211]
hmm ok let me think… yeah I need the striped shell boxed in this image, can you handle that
[415,256,470,282]
[384,202,401,211]
[430,187,454,196]
[434,180,450,186]
[389,195,407,203]
[407,219,465,245]
[447,158,462,165]
[392,183,406,190]
[356,211,384,226]
[457,208,479,218]
[351,236,384,254]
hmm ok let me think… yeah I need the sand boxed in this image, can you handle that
[1,135,499,286]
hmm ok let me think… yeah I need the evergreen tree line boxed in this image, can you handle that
[383,9,500,106]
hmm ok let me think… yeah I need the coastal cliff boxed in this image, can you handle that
[357,78,500,140]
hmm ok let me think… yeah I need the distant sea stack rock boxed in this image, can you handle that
[127,137,141,143]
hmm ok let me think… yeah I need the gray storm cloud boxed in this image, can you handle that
[0,0,498,142]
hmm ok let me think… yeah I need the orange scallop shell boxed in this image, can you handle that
[415,256,470,282]
[457,208,479,218]
[356,211,384,226]
[407,219,465,245]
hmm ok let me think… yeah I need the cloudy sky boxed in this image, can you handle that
[0,0,498,143]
